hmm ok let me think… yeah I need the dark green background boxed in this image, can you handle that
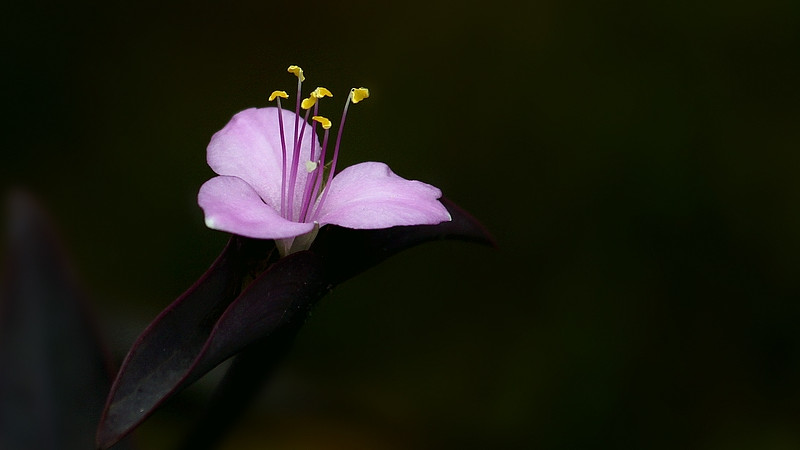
[4,0,800,448]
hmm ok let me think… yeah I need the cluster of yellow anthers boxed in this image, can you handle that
[268,65,369,132]
[264,65,371,223]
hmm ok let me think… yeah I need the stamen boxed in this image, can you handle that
[288,66,304,218]
[269,91,290,216]
[286,107,312,221]
[310,88,368,221]
[303,125,330,222]
[297,96,331,220]
[309,100,320,161]
[299,115,332,221]
[269,71,369,227]
[297,104,321,221]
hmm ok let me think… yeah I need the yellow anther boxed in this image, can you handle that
[312,115,332,129]
[301,95,317,110]
[351,87,370,104]
[305,161,318,173]
[312,87,333,98]
[269,90,288,101]
[287,65,305,82]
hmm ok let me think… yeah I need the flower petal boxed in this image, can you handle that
[314,162,452,229]
[207,107,319,214]
[198,176,315,239]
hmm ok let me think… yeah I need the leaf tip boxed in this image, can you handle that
[440,197,497,248]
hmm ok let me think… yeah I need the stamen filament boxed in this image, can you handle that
[310,102,320,161]
[274,97,288,217]
[311,90,355,221]
[305,127,330,222]
[298,103,321,221]
[270,74,367,228]
[290,68,303,219]
[286,107,312,221]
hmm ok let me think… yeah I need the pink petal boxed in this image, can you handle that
[207,107,319,214]
[314,162,452,229]
[198,176,315,239]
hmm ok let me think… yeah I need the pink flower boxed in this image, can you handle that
[198,66,451,255]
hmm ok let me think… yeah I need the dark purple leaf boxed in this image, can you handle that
[175,197,496,450]
[96,236,275,448]
[0,191,130,450]
[96,247,325,449]
[96,197,492,449]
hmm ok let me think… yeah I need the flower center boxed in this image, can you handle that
[269,65,369,227]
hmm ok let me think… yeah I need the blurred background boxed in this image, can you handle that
[3,0,800,448]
